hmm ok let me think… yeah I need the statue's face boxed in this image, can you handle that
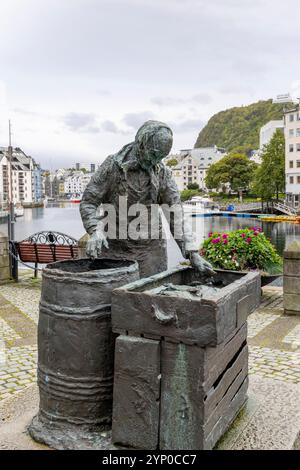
[139,128,173,169]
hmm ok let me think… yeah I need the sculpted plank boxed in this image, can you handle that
[112,336,160,450]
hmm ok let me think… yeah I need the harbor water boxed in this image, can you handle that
[0,204,299,265]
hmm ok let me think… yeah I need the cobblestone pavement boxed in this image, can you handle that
[0,273,299,401]
[0,271,40,400]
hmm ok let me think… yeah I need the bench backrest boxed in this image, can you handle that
[16,242,79,263]
[14,231,79,264]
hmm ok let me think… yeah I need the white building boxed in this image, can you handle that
[64,171,92,195]
[260,120,284,149]
[284,104,300,208]
[75,162,97,173]
[170,147,226,191]
[249,150,262,165]
[0,147,35,204]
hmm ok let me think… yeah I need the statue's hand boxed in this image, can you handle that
[86,228,109,258]
[189,251,216,276]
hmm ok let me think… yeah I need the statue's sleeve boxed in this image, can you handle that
[159,166,198,255]
[80,157,114,235]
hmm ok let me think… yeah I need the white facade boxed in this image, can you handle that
[249,150,262,165]
[284,105,300,208]
[170,147,226,191]
[260,120,284,149]
[64,171,92,194]
[0,147,35,204]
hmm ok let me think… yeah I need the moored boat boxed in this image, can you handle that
[183,196,220,214]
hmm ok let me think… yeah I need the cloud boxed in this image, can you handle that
[95,89,111,96]
[170,118,204,133]
[151,93,212,107]
[192,93,212,105]
[102,120,119,133]
[13,107,40,117]
[63,112,100,132]
[151,97,182,106]
[122,111,155,129]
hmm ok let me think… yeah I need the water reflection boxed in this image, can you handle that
[0,206,299,256]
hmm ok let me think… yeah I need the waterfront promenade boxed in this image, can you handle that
[0,270,299,449]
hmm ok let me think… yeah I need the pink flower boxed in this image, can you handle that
[223,239,228,245]
[212,238,221,244]
[246,237,252,243]
[241,233,246,238]
[254,231,258,236]
[222,233,228,239]
[208,232,213,237]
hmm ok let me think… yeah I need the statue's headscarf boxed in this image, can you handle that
[116,120,173,171]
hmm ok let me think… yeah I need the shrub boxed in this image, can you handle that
[200,227,282,274]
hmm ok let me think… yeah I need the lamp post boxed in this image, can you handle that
[7,120,16,279]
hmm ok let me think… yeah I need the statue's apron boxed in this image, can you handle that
[100,164,168,278]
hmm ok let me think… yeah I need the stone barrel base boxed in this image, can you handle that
[28,414,111,450]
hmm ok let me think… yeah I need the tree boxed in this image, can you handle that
[187,182,200,190]
[180,189,201,202]
[194,99,293,151]
[252,129,285,201]
[205,153,257,193]
[166,158,178,167]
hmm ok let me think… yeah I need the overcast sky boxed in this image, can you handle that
[0,0,300,170]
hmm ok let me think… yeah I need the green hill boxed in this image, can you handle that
[194,99,289,152]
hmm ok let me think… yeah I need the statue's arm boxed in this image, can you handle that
[80,157,113,235]
[159,166,215,275]
[159,166,193,256]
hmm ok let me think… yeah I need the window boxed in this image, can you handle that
[289,129,294,137]
[297,161,300,168]
[297,143,300,152]
[298,113,300,121]
[290,176,294,184]
[289,144,294,152]
[298,176,300,184]
[290,114,295,122]
[290,161,294,168]
[297,129,300,137]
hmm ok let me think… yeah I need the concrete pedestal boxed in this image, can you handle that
[0,232,10,282]
[283,240,300,316]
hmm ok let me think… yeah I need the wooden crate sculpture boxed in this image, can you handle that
[111,266,261,450]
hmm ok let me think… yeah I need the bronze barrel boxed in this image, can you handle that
[29,258,139,448]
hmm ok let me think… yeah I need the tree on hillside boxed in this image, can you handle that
[187,182,200,190]
[252,129,285,201]
[205,153,257,193]
[166,158,178,167]
[194,99,292,151]
[180,189,201,202]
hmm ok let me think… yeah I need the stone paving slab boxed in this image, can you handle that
[217,375,300,450]
[283,324,300,349]
[0,284,40,325]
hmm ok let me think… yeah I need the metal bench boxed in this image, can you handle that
[11,231,79,279]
